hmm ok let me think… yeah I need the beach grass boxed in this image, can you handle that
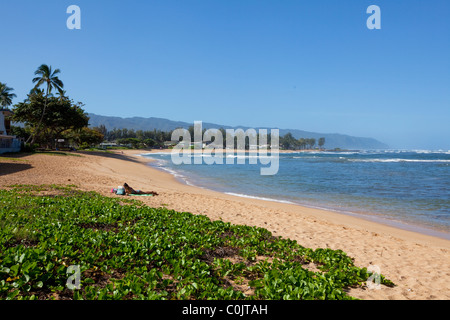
[34,151,83,157]
[0,157,29,162]
[0,184,394,300]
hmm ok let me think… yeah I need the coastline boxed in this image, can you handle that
[1,149,449,300]
[139,150,450,244]
[141,149,450,241]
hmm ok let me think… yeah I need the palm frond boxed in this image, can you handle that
[52,77,64,89]
[0,82,16,107]
[34,64,50,76]
[51,68,61,77]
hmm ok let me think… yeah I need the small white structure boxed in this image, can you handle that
[99,142,118,149]
[0,109,21,154]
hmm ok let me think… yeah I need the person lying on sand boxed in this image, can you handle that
[123,183,158,196]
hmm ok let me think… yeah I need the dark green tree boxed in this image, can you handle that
[143,138,156,148]
[117,137,141,149]
[281,132,298,150]
[13,91,88,148]
[65,127,104,149]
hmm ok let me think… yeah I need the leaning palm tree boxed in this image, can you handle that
[0,82,17,108]
[27,64,64,144]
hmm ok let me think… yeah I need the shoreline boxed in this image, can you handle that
[124,149,450,248]
[1,150,449,299]
[139,150,450,241]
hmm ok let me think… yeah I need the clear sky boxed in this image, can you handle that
[1,0,449,149]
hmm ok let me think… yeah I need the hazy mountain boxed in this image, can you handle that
[87,113,389,150]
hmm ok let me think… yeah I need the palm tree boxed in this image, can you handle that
[0,82,17,108]
[318,137,325,150]
[57,89,67,102]
[27,64,64,144]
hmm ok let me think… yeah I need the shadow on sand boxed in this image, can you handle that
[0,162,33,176]
[76,150,150,165]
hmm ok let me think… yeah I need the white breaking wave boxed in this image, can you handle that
[349,159,450,163]
[140,152,173,156]
[224,192,295,204]
[292,156,320,159]
[156,166,185,179]
[381,149,450,154]
[410,149,450,154]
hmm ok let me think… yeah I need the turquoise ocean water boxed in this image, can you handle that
[142,150,450,239]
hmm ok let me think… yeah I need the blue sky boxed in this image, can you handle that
[1,0,449,149]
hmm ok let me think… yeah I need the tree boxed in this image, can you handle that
[318,137,325,149]
[10,125,30,141]
[65,127,104,149]
[281,132,298,150]
[0,82,16,108]
[27,64,64,144]
[44,99,89,148]
[307,138,316,149]
[143,138,156,148]
[117,138,141,149]
[13,90,89,148]
[94,124,107,136]
[298,138,306,150]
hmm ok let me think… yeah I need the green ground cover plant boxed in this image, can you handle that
[0,185,394,300]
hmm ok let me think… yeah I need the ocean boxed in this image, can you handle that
[141,150,450,239]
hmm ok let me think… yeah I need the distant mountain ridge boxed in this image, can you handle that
[87,113,389,150]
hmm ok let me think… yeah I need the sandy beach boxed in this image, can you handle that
[1,150,449,300]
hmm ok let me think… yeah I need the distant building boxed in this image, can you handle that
[192,141,206,149]
[0,108,21,154]
[100,142,118,148]
[164,141,208,149]
[164,140,187,148]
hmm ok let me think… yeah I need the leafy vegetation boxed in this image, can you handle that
[280,133,321,150]
[100,127,172,149]
[13,89,91,149]
[0,185,394,300]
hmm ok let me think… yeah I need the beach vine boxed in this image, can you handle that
[0,185,394,300]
